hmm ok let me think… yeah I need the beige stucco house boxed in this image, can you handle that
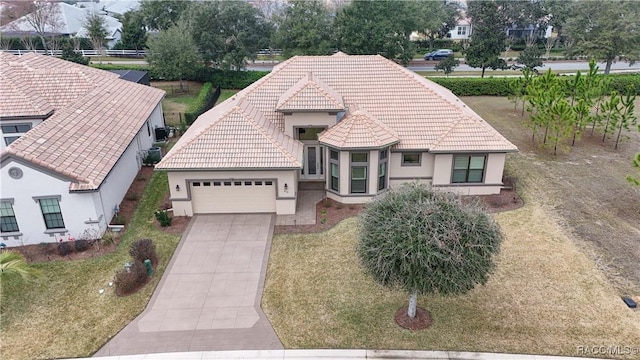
[156,53,517,216]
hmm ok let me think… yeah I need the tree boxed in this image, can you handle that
[516,45,543,71]
[333,0,420,66]
[182,1,272,69]
[612,91,637,149]
[564,0,640,74]
[434,55,459,76]
[16,1,62,52]
[146,23,201,91]
[118,11,147,51]
[139,0,189,31]
[61,40,89,65]
[357,183,502,321]
[84,13,108,52]
[465,0,507,78]
[417,0,460,51]
[271,0,334,58]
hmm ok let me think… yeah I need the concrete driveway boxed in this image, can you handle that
[95,214,282,356]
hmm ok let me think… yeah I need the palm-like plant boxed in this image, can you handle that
[0,251,41,280]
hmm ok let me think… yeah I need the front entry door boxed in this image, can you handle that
[302,144,324,180]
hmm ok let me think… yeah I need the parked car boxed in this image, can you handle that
[424,49,454,60]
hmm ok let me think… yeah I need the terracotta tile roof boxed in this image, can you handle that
[156,98,302,170]
[159,54,516,170]
[319,108,399,149]
[1,53,165,191]
[276,72,344,112]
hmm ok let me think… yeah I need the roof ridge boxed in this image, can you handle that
[238,103,301,166]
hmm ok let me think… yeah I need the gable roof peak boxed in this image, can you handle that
[276,72,344,112]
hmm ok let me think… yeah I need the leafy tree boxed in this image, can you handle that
[600,92,621,143]
[139,0,189,31]
[146,23,201,91]
[509,67,535,116]
[516,45,543,71]
[182,1,272,69]
[118,11,147,50]
[465,0,507,78]
[613,91,637,149]
[61,40,89,65]
[540,0,572,46]
[271,0,334,58]
[84,13,108,51]
[357,183,502,320]
[564,0,640,74]
[417,0,460,51]
[333,0,420,66]
[434,55,459,76]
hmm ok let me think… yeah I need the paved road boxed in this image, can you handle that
[96,59,640,74]
[95,214,282,356]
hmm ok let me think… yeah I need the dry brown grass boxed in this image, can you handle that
[263,194,640,357]
[263,95,640,356]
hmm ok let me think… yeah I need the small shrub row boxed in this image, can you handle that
[57,239,92,256]
[114,239,158,296]
[130,239,159,269]
[114,261,148,296]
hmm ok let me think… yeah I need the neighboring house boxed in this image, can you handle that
[0,2,122,49]
[76,0,140,18]
[448,15,472,40]
[0,53,165,246]
[156,53,517,216]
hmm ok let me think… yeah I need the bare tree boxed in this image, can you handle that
[21,1,62,52]
[544,35,556,58]
[0,37,10,50]
[20,36,38,51]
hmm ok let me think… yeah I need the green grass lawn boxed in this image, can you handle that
[0,172,181,360]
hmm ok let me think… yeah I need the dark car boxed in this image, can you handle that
[423,49,454,60]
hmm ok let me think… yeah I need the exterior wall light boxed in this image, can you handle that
[175,184,180,191]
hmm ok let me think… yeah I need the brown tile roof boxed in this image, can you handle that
[276,72,344,112]
[1,53,165,191]
[159,54,516,170]
[319,108,399,149]
[156,98,302,170]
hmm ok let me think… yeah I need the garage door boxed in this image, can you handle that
[191,180,276,214]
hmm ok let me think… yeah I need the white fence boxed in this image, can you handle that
[1,49,147,57]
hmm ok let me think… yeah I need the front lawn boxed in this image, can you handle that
[0,172,181,360]
[262,198,640,358]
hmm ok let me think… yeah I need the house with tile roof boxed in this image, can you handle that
[0,2,122,49]
[0,53,165,246]
[156,53,517,216]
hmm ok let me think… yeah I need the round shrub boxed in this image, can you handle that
[114,261,148,296]
[129,239,158,269]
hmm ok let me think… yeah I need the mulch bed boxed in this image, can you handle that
[11,167,155,264]
[394,306,433,330]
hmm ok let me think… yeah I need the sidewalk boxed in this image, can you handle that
[84,349,609,360]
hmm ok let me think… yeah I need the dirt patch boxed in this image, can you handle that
[394,306,432,330]
[11,167,154,264]
[462,96,640,294]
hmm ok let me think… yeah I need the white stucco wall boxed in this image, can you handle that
[432,153,506,195]
[283,112,338,138]
[165,169,298,215]
[136,103,165,151]
[0,161,99,246]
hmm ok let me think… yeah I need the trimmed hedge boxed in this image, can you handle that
[429,77,513,96]
[91,64,640,96]
[184,82,220,124]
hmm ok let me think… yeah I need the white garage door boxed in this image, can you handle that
[191,180,276,214]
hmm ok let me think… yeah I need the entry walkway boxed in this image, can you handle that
[95,214,282,356]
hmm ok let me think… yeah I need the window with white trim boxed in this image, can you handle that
[0,201,19,232]
[330,149,339,191]
[378,149,388,191]
[457,26,467,36]
[38,198,65,229]
[350,152,368,194]
[452,155,486,183]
